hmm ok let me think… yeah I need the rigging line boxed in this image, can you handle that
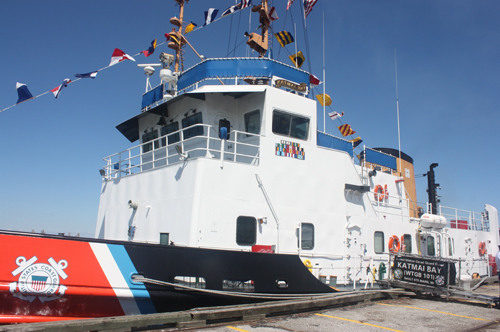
[1,91,49,113]
[189,6,253,35]
[312,85,359,143]
[277,2,291,61]
[227,12,234,55]
[289,4,296,57]
[300,0,313,80]
[233,6,243,57]
[1,41,169,113]
[225,25,260,57]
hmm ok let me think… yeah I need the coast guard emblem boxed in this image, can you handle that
[9,255,68,303]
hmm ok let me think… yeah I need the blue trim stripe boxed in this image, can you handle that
[107,244,157,314]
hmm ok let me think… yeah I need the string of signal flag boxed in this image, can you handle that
[3,0,360,148]
[2,0,358,154]
[1,0,319,113]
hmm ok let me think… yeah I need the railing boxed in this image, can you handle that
[439,205,490,232]
[102,124,260,180]
[369,190,412,222]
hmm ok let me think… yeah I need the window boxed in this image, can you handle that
[219,118,230,139]
[427,236,435,256]
[159,233,169,245]
[182,112,203,140]
[298,223,314,250]
[403,234,412,253]
[236,216,257,246]
[142,129,159,153]
[160,122,180,146]
[272,110,309,140]
[244,110,261,135]
[290,116,309,139]
[374,231,384,254]
[448,237,454,256]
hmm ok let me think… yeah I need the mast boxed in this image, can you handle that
[246,0,270,57]
[169,0,189,72]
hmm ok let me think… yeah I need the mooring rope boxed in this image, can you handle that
[132,275,399,301]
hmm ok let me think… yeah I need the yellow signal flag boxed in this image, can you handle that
[348,136,363,148]
[185,22,197,34]
[338,124,356,137]
[170,34,180,45]
[274,31,294,47]
[315,93,332,106]
[289,51,305,68]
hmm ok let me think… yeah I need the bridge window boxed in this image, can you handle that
[374,231,384,254]
[236,216,257,246]
[244,110,261,135]
[182,112,203,140]
[142,129,159,153]
[160,122,180,146]
[272,110,309,140]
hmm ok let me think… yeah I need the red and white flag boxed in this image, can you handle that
[309,74,321,87]
[240,0,252,9]
[109,48,136,66]
[328,111,344,121]
[51,78,71,99]
[269,7,279,21]
[304,0,318,18]
[287,0,295,10]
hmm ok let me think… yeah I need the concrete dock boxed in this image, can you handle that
[199,296,500,332]
[196,283,500,332]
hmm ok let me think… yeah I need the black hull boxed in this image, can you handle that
[0,231,334,322]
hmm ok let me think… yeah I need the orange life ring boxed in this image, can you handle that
[374,185,385,202]
[388,235,400,253]
[479,242,487,256]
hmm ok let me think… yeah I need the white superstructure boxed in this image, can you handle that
[96,74,499,287]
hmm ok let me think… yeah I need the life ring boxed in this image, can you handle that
[388,235,400,253]
[478,242,487,256]
[374,185,385,202]
[303,259,313,272]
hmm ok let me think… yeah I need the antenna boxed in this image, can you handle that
[322,12,326,133]
[138,64,162,93]
[395,49,402,177]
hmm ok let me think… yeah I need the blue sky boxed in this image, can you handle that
[0,1,499,237]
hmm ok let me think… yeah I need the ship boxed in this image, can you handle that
[0,0,498,324]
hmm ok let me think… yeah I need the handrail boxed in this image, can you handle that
[440,205,488,232]
[411,202,490,232]
[369,189,411,222]
[101,124,261,180]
